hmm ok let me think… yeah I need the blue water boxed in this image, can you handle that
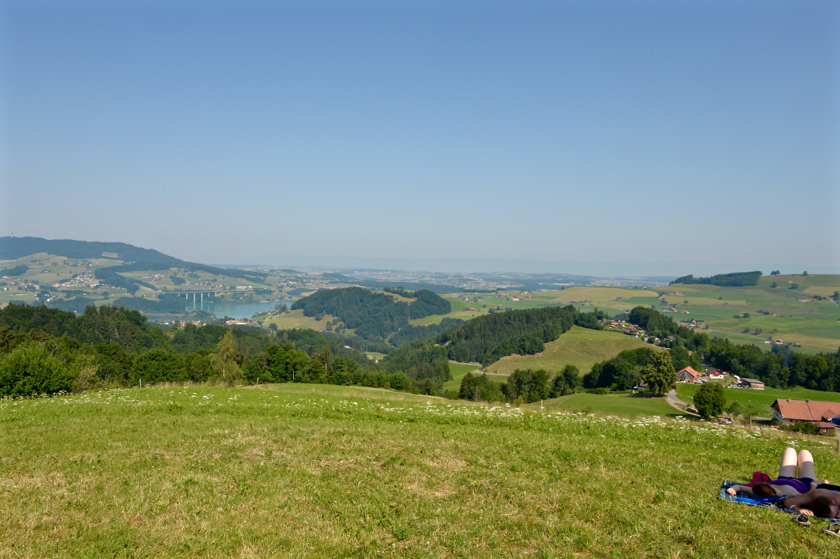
[184,300,288,319]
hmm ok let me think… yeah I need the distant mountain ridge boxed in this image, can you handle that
[0,236,266,281]
[0,236,180,264]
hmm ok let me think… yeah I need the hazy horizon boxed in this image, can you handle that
[8,233,838,279]
[2,1,838,273]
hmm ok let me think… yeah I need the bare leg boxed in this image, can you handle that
[798,449,817,481]
[778,447,798,478]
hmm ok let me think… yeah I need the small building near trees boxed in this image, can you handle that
[771,398,840,436]
[740,378,765,390]
[677,366,701,383]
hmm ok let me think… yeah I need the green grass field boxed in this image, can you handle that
[3,384,840,558]
[660,278,840,353]
[442,362,482,392]
[528,392,689,418]
[485,325,652,376]
[429,279,840,354]
[677,382,840,416]
[261,309,342,332]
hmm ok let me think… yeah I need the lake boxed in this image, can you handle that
[183,300,291,319]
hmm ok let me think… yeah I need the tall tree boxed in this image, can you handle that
[641,351,677,396]
[210,331,243,386]
[694,382,726,419]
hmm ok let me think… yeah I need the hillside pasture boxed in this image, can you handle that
[756,274,840,288]
[677,383,840,416]
[262,309,342,331]
[660,279,840,352]
[416,279,839,353]
[3,385,839,557]
[531,392,689,418]
[442,362,482,392]
[533,286,660,306]
[441,362,508,393]
[485,325,651,376]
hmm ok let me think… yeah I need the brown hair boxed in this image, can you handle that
[752,483,776,497]
[811,496,837,518]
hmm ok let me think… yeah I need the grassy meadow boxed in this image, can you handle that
[677,382,840,416]
[3,384,840,558]
[441,362,486,393]
[485,325,651,377]
[528,392,689,418]
[659,276,840,353]
[433,279,840,354]
[261,309,343,332]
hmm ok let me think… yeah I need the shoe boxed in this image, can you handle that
[792,514,812,527]
[822,524,840,536]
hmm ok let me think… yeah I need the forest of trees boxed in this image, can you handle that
[0,265,28,277]
[0,303,439,398]
[458,365,581,404]
[583,347,655,391]
[436,306,586,365]
[581,306,840,394]
[5,298,838,405]
[670,271,762,287]
[707,339,840,392]
[388,318,464,347]
[291,287,451,340]
[382,306,605,397]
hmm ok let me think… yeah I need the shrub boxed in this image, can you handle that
[794,421,818,435]
[0,344,76,397]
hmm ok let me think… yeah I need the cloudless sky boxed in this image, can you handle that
[1,0,838,276]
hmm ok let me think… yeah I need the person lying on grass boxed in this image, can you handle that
[727,447,828,498]
[781,490,840,518]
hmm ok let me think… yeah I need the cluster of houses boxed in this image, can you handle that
[678,370,840,436]
[677,366,726,384]
[159,319,207,328]
[677,367,767,390]
[226,318,261,326]
[52,271,96,288]
[604,320,645,337]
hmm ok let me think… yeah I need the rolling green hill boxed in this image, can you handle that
[0,237,283,316]
[0,236,267,284]
[429,279,839,353]
[484,325,651,377]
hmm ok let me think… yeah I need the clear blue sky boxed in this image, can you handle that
[1,0,838,276]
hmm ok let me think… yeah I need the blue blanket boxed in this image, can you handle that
[720,480,839,523]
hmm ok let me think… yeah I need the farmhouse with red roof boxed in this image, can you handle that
[772,398,840,436]
[677,366,701,383]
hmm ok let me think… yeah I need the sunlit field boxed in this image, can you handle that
[677,382,840,415]
[486,325,651,377]
[3,384,840,558]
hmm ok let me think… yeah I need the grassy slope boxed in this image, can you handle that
[677,382,840,416]
[663,276,840,352]
[262,309,342,331]
[485,325,651,376]
[442,362,483,392]
[530,392,689,418]
[429,280,840,352]
[3,385,840,558]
